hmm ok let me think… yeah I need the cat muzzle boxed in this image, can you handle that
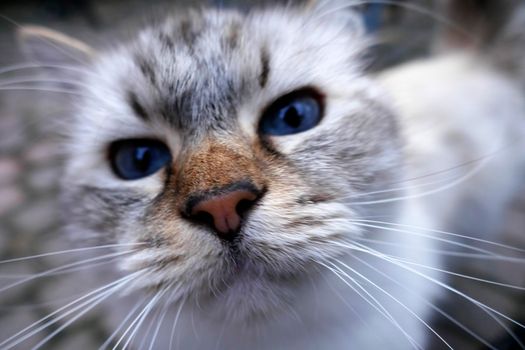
[184,181,264,240]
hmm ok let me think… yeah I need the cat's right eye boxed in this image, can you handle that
[109,139,172,180]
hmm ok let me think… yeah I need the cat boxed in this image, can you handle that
[2,0,525,349]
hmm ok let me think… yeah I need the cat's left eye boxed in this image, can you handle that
[109,139,172,180]
[259,88,324,136]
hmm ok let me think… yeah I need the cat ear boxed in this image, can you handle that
[17,25,95,67]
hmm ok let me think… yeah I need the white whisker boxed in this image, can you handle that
[352,222,503,257]
[0,77,89,88]
[354,219,525,254]
[29,276,138,350]
[333,259,452,349]
[114,286,169,350]
[313,0,473,41]
[337,240,525,343]
[347,154,499,202]
[353,255,499,350]
[0,85,86,96]
[356,237,525,263]
[0,63,89,76]
[351,155,489,205]
[137,299,165,350]
[148,284,179,350]
[169,297,186,350]
[0,255,129,279]
[385,255,525,291]
[0,250,138,294]
[0,14,91,65]
[316,259,422,349]
[98,298,148,350]
[0,271,143,350]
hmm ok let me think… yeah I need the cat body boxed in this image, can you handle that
[14,1,525,349]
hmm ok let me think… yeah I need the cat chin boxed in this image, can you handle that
[192,265,313,324]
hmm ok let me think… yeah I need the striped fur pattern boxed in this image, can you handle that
[18,1,525,348]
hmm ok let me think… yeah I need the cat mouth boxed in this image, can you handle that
[223,237,245,265]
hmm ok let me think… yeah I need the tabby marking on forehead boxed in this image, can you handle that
[259,47,270,88]
[128,91,149,121]
[135,54,157,86]
[157,30,175,50]
[180,18,202,52]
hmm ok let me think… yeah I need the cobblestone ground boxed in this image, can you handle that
[0,1,524,349]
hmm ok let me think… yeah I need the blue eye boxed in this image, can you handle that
[259,89,323,136]
[109,139,172,180]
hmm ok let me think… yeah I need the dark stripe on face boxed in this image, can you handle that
[128,92,149,121]
[158,31,175,51]
[180,18,202,52]
[259,48,270,88]
[258,136,282,159]
[136,55,157,86]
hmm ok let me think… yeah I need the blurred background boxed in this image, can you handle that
[0,1,524,349]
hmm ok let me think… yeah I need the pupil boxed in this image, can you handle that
[283,105,302,128]
[134,147,151,172]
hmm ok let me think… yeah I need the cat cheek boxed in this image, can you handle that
[120,219,228,290]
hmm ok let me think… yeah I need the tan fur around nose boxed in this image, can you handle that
[178,141,265,200]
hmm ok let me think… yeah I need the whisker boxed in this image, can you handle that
[121,287,168,350]
[385,255,525,291]
[125,286,172,350]
[316,265,378,336]
[348,172,458,201]
[0,14,91,66]
[148,284,179,350]
[355,237,525,263]
[313,0,473,42]
[353,255,499,350]
[0,243,144,264]
[0,62,98,78]
[168,297,186,350]
[28,274,140,350]
[98,298,148,350]
[332,259,453,349]
[356,241,525,348]
[0,249,145,279]
[0,271,143,350]
[0,254,135,279]
[354,219,525,254]
[351,155,490,205]
[0,250,138,294]
[351,222,506,257]
[0,77,90,88]
[113,286,168,350]
[318,260,400,323]
[0,85,87,96]
[137,299,165,350]
[346,151,501,201]
[339,241,525,343]
[316,259,422,349]
[300,218,506,271]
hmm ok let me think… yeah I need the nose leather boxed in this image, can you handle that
[190,189,258,234]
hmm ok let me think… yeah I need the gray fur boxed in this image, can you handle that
[16,1,525,349]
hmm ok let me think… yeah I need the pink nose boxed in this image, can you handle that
[189,188,259,237]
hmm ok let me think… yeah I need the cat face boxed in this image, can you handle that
[60,6,402,319]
